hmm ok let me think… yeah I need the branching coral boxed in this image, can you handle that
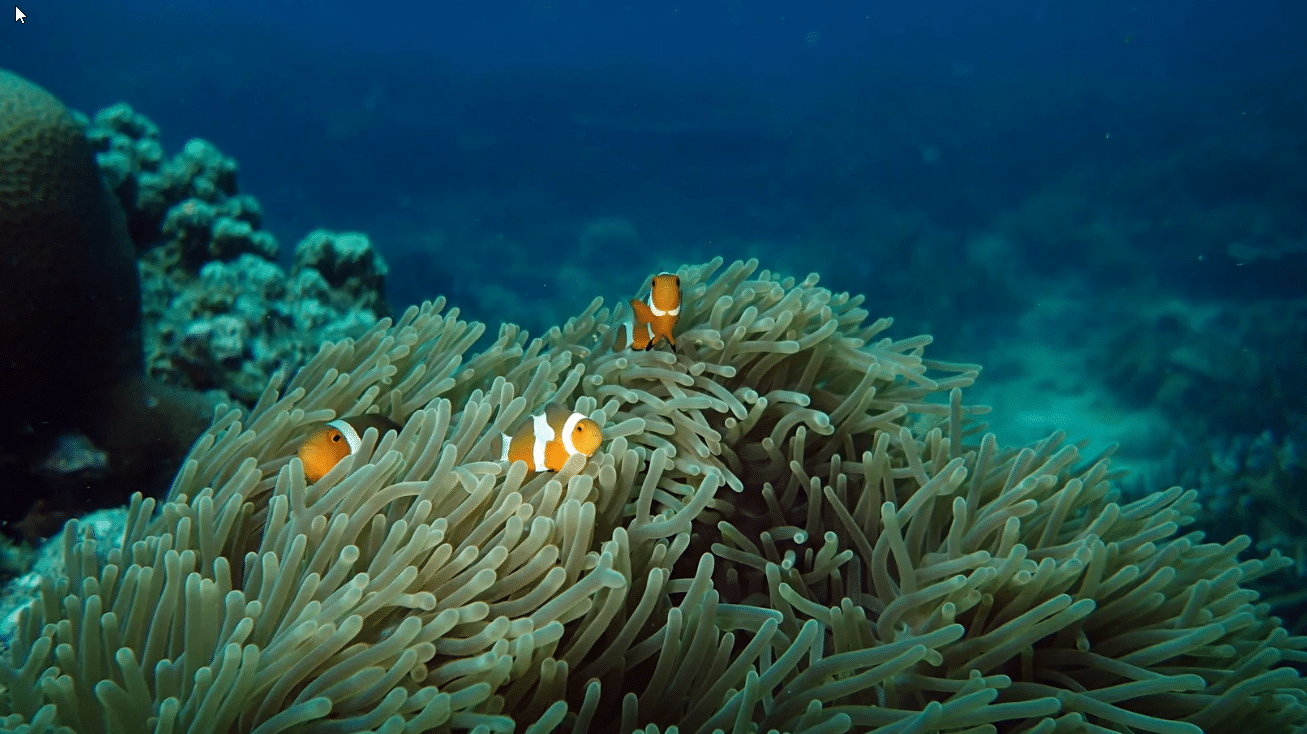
[3,259,1305,733]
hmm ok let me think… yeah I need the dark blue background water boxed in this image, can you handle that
[5,0,1305,344]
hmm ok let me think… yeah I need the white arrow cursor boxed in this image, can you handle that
[15,6,25,22]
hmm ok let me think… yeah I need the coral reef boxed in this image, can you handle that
[0,69,142,438]
[88,104,391,407]
[141,236,385,406]
[0,69,222,541]
[88,104,240,248]
[160,192,278,268]
[3,259,1303,733]
[1092,295,1307,633]
[293,229,390,316]
[1199,430,1307,560]
[0,74,394,542]
[1092,298,1307,437]
[1163,426,1307,633]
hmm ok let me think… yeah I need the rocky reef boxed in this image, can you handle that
[88,103,390,406]
[1096,296,1307,631]
[0,70,393,541]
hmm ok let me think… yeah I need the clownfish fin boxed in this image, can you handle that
[621,317,654,350]
[630,298,655,324]
[541,403,572,426]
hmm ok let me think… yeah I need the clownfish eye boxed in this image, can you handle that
[331,434,343,442]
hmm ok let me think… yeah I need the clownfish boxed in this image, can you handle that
[501,404,604,472]
[298,415,401,483]
[615,272,681,350]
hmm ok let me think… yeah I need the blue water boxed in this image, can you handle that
[5,0,1306,477]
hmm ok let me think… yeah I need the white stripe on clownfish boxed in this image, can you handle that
[647,292,680,317]
[560,411,586,454]
[531,411,554,471]
[647,272,681,317]
[330,419,363,453]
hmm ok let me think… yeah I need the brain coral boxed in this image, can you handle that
[0,69,142,434]
[2,259,1305,733]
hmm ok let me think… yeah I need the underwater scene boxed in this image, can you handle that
[1,0,1305,731]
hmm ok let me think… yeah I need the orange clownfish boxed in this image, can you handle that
[298,415,401,483]
[616,272,681,350]
[501,404,604,472]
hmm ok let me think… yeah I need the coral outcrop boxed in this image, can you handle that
[0,69,220,540]
[88,104,391,407]
[0,69,142,438]
[139,231,388,406]
[89,105,240,248]
[0,74,389,541]
[293,229,390,316]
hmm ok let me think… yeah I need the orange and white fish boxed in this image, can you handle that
[298,415,401,483]
[615,319,655,351]
[501,403,604,472]
[615,272,681,350]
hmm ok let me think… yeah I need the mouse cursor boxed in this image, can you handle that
[15,6,25,22]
